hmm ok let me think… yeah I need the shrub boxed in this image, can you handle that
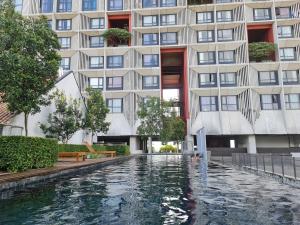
[0,136,58,172]
[58,144,89,152]
[93,145,130,156]
[101,28,131,46]
[248,42,276,62]
[160,145,176,153]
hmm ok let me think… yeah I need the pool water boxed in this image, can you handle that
[0,155,299,225]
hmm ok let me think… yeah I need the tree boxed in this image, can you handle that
[0,0,61,136]
[40,90,84,144]
[83,88,110,143]
[168,112,186,152]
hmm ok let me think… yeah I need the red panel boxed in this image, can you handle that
[247,24,274,43]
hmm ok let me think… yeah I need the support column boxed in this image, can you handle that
[247,135,257,154]
[130,136,141,154]
[147,137,152,154]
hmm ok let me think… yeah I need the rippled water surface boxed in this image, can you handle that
[0,155,300,225]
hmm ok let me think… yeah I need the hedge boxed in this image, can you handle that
[0,136,58,172]
[160,145,176,153]
[58,144,89,152]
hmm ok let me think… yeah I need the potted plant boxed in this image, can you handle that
[101,28,131,47]
[248,42,276,62]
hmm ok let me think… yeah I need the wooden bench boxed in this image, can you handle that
[97,151,117,157]
[58,152,87,162]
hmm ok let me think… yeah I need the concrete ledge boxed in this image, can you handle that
[0,156,134,192]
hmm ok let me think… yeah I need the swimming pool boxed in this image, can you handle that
[0,155,299,225]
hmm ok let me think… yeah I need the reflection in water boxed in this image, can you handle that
[0,155,299,225]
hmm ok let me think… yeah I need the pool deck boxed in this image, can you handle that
[0,156,134,192]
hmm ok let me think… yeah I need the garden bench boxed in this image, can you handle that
[58,152,87,162]
[97,151,117,157]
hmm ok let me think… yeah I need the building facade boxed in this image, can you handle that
[17,0,300,152]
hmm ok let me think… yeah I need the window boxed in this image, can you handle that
[82,0,96,11]
[107,56,123,68]
[107,99,123,113]
[280,48,296,61]
[0,125,3,136]
[197,52,216,65]
[142,15,158,27]
[143,54,159,67]
[60,57,70,70]
[14,0,23,12]
[197,30,214,43]
[218,51,235,64]
[108,0,123,10]
[198,73,217,87]
[217,11,233,22]
[260,94,281,110]
[106,77,123,90]
[142,33,158,45]
[258,71,278,85]
[222,96,238,111]
[89,56,104,69]
[90,36,104,48]
[57,0,72,12]
[47,20,52,29]
[283,70,299,85]
[278,26,293,38]
[220,73,237,86]
[160,14,176,26]
[142,76,159,89]
[161,0,176,7]
[253,8,271,21]
[196,12,213,24]
[160,32,177,45]
[216,0,232,3]
[56,19,71,30]
[89,77,104,89]
[58,37,71,49]
[217,29,233,41]
[40,0,53,13]
[275,7,291,19]
[142,0,158,8]
[89,18,104,29]
[285,94,300,110]
[200,96,218,112]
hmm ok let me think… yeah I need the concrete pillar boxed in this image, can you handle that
[183,135,194,154]
[247,135,257,154]
[130,136,141,154]
[147,137,152,154]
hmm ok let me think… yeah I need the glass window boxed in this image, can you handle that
[220,73,237,86]
[89,77,104,89]
[0,125,3,136]
[58,37,71,49]
[106,77,123,90]
[57,0,72,12]
[258,71,278,85]
[217,29,233,41]
[260,94,281,110]
[197,52,216,65]
[222,96,238,111]
[275,7,291,19]
[143,54,159,67]
[216,0,232,3]
[90,36,104,48]
[283,70,299,85]
[160,14,176,26]
[107,56,123,68]
[160,0,176,7]
[142,33,158,45]
[60,57,70,70]
[89,56,104,69]
[142,76,159,89]
[277,26,293,38]
[196,12,213,24]
[56,19,71,30]
[197,30,214,43]
[14,0,23,12]
[89,18,105,29]
[142,0,158,8]
[217,10,233,22]
[280,48,296,61]
[47,20,52,29]
[199,73,217,87]
[82,0,96,11]
[107,99,123,113]
[142,15,158,27]
[40,0,53,13]
[160,32,177,45]
[253,8,271,21]
[108,0,123,10]
[200,96,218,112]
[285,94,300,110]
[218,51,235,64]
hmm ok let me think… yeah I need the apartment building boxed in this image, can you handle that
[16,0,300,152]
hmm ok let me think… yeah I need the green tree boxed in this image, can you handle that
[83,88,110,143]
[168,112,185,152]
[0,0,61,136]
[40,90,84,144]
